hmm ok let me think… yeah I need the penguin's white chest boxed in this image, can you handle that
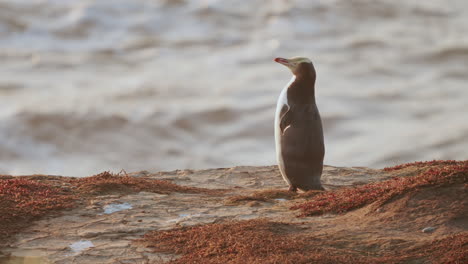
[274,76,295,185]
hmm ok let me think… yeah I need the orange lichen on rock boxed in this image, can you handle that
[138,219,379,264]
[292,160,467,216]
[71,171,222,196]
[0,178,75,245]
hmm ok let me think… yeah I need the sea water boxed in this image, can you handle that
[0,0,467,176]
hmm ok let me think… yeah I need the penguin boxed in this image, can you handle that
[274,57,325,192]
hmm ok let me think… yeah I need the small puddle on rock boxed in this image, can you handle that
[101,202,133,215]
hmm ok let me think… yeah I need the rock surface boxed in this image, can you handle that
[0,164,466,264]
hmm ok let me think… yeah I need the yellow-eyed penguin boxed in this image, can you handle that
[274,57,325,192]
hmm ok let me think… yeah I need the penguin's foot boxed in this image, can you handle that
[288,186,298,192]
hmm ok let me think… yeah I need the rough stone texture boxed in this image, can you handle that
[2,165,461,263]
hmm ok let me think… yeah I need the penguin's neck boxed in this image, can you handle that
[287,73,316,105]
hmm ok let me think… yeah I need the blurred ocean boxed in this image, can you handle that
[0,0,467,176]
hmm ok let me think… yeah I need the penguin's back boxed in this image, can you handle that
[279,103,324,190]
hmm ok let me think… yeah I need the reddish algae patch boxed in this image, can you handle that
[383,159,460,171]
[414,232,468,264]
[138,219,381,264]
[292,160,467,216]
[138,219,467,263]
[71,171,222,196]
[0,171,222,247]
[0,178,75,245]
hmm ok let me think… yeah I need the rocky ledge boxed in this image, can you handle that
[0,160,467,264]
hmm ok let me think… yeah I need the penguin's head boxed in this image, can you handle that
[274,57,315,78]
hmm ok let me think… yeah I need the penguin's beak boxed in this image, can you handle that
[274,57,296,70]
[274,57,290,66]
